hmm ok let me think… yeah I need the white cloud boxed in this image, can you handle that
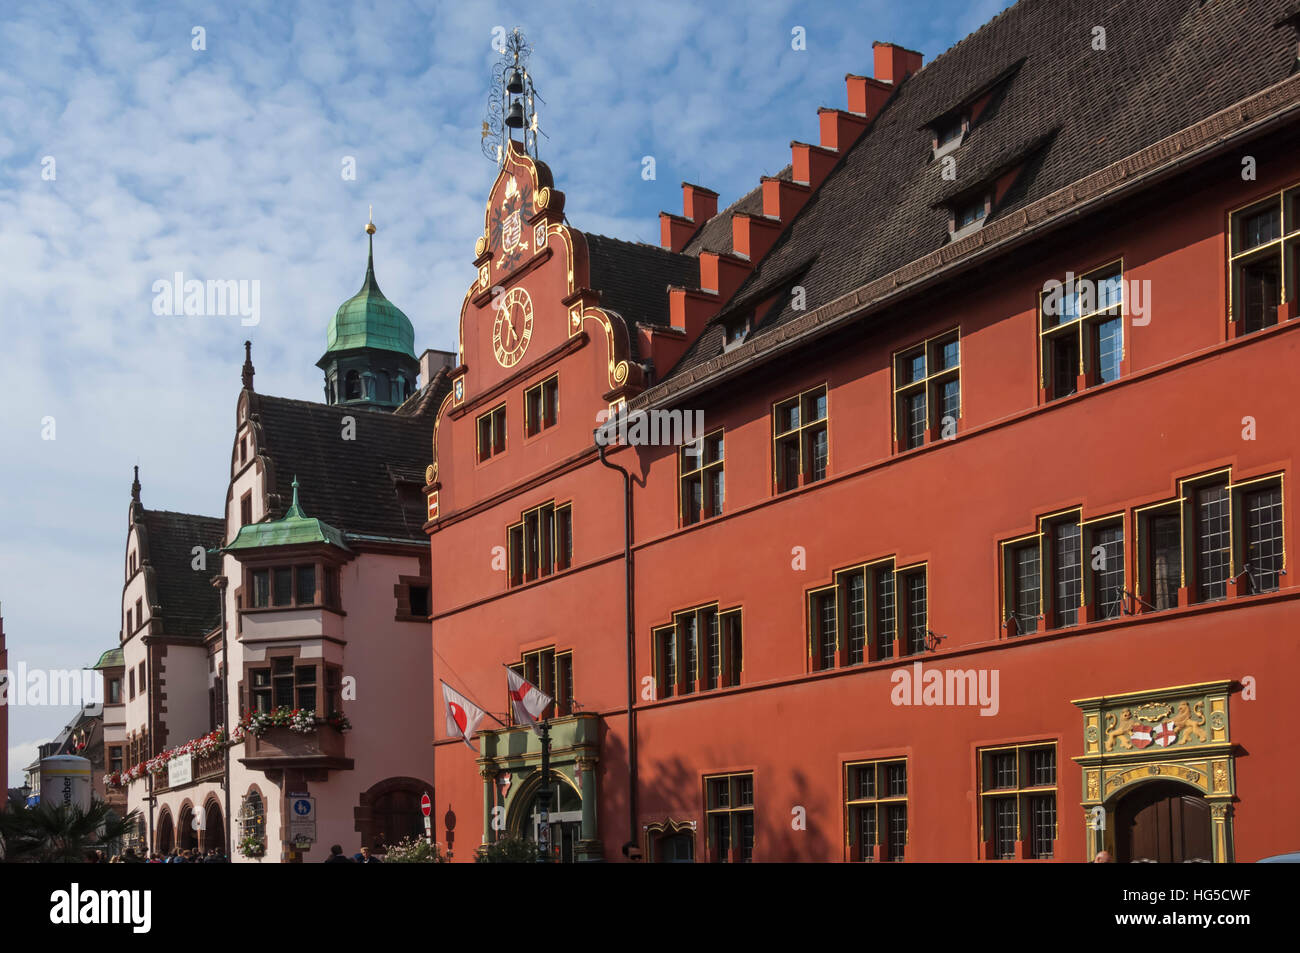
[0,0,1013,747]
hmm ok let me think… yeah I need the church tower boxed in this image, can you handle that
[317,213,420,411]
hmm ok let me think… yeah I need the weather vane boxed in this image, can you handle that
[481,27,547,166]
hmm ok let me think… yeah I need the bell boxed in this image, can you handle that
[506,67,524,94]
[505,99,525,128]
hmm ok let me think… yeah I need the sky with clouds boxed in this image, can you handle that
[0,0,1015,784]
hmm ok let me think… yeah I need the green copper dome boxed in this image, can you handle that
[323,233,416,359]
[225,477,349,553]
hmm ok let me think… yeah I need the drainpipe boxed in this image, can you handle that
[216,574,232,859]
[145,640,155,852]
[597,441,637,855]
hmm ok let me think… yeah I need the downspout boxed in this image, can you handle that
[597,441,637,856]
[216,573,232,859]
[145,640,155,851]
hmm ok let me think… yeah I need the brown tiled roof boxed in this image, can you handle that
[249,371,450,542]
[137,509,224,636]
[662,0,1300,381]
[683,166,794,257]
[585,233,699,362]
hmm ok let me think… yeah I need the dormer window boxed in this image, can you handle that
[949,192,991,242]
[724,315,751,352]
[931,112,969,160]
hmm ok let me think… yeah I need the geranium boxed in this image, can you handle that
[288,708,315,733]
[237,834,266,859]
[325,711,353,733]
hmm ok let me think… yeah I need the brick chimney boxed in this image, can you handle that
[873,41,923,85]
[419,349,455,383]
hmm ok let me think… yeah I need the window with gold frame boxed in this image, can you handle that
[704,772,754,863]
[1133,469,1285,610]
[679,429,725,526]
[1228,186,1300,334]
[1038,261,1124,400]
[476,403,507,462]
[523,374,559,437]
[507,646,573,722]
[653,604,741,697]
[845,758,908,862]
[506,500,572,587]
[773,385,828,493]
[978,742,1056,860]
[892,329,960,450]
[807,558,919,668]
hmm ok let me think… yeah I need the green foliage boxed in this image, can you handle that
[475,834,543,863]
[237,834,266,858]
[0,801,139,863]
[382,835,448,863]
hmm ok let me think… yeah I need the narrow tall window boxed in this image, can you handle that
[902,568,928,655]
[1050,519,1081,628]
[1243,485,1283,593]
[810,590,837,671]
[773,386,828,493]
[524,375,559,436]
[1149,512,1182,610]
[680,431,725,526]
[875,565,896,659]
[844,571,866,665]
[1090,524,1125,620]
[654,626,676,700]
[476,404,507,462]
[1195,484,1231,602]
[1009,541,1040,635]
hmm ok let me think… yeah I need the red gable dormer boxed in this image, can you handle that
[429,141,657,520]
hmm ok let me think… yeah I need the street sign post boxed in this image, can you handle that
[289,795,316,845]
[422,791,433,845]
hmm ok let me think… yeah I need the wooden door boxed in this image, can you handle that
[1116,781,1212,863]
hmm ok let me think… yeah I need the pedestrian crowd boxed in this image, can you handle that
[85,846,230,863]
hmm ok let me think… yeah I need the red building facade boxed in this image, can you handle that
[427,0,1300,862]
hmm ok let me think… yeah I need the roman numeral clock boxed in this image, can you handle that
[493,286,533,368]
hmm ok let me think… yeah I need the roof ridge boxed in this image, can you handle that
[140,508,223,523]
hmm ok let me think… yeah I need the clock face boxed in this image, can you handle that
[493,287,534,368]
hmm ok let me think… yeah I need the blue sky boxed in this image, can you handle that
[0,0,1015,784]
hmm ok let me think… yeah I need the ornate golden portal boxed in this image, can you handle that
[1073,680,1235,862]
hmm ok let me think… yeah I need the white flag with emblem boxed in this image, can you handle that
[506,667,553,735]
[441,681,485,752]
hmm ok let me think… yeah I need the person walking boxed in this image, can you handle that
[323,844,352,863]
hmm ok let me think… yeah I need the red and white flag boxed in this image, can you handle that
[507,667,553,734]
[441,681,485,752]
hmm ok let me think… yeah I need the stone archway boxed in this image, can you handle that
[155,808,174,855]
[354,776,434,852]
[202,798,225,854]
[505,771,584,863]
[177,801,198,851]
[1113,779,1212,863]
